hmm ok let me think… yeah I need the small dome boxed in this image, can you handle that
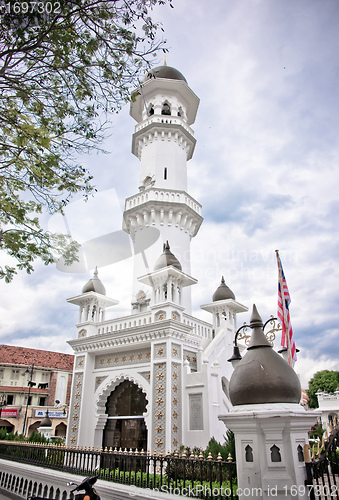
[212,276,235,302]
[154,241,182,271]
[82,267,106,295]
[144,65,187,84]
[229,305,301,406]
[40,411,52,427]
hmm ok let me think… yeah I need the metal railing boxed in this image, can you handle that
[305,424,339,500]
[0,441,238,499]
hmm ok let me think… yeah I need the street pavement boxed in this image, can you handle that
[0,488,23,500]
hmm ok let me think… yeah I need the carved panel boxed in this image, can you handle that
[171,362,182,449]
[183,349,197,371]
[94,348,151,369]
[68,372,83,445]
[152,362,166,451]
[172,343,181,359]
[154,342,167,359]
[76,356,85,369]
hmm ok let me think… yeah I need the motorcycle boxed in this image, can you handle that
[28,475,100,500]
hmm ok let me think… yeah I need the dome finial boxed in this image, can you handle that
[163,54,168,66]
[154,241,182,271]
[212,276,235,302]
[94,266,98,277]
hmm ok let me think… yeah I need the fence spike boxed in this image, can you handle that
[227,453,233,462]
[109,447,113,453]
[174,450,179,458]
[199,451,204,460]
[114,447,117,453]
[190,451,195,459]
[140,449,144,455]
[147,450,150,456]
[129,448,133,455]
[124,448,128,454]
[207,452,213,461]
[182,451,186,459]
[217,452,222,462]
[160,450,164,457]
[167,450,171,457]
[135,448,139,455]
[153,449,157,457]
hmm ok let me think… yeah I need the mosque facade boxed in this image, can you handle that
[66,65,248,452]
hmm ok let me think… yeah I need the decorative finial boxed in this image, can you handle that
[221,276,225,284]
[163,54,168,66]
[94,266,98,277]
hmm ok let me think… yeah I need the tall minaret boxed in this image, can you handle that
[123,65,203,313]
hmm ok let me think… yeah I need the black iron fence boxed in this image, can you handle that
[0,441,238,499]
[305,424,339,500]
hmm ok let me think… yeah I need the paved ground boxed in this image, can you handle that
[0,489,23,500]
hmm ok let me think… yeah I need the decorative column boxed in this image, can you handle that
[219,305,320,500]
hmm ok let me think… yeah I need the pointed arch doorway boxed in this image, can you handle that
[103,380,148,450]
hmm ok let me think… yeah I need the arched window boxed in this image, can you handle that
[161,102,171,116]
[270,444,282,462]
[103,381,148,450]
[245,444,253,462]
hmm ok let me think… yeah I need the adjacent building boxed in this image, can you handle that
[0,345,74,437]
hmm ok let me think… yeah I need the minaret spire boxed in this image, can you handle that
[124,66,202,313]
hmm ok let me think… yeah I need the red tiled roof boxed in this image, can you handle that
[0,345,74,372]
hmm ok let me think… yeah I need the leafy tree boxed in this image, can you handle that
[307,370,339,408]
[0,0,171,281]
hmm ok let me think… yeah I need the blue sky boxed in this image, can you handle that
[1,0,338,388]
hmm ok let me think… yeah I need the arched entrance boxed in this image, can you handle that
[103,380,148,450]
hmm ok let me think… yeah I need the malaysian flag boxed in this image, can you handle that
[276,251,297,365]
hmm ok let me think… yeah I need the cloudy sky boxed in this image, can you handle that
[1,0,338,389]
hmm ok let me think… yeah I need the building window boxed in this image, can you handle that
[27,396,32,405]
[41,372,49,382]
[164,167,167,180]
[39,397,46,406]
[11,369,19,380]
[0,368,3,379]
[7,395,14,405]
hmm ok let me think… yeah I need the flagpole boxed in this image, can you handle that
[275,249,293,366]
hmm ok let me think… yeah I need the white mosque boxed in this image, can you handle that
[66,64,248,452]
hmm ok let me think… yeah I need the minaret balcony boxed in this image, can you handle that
[125,188,202,215]
[132,120,196,161]
[134,114,194,136]
[123,189,203,239]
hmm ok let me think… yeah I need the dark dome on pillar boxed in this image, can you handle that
[82,267,106,295]
[229,304,301,406]
[212,276,235,302]
[144,65,187,84]
[154,241,182,271]
[40,410,52,427]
